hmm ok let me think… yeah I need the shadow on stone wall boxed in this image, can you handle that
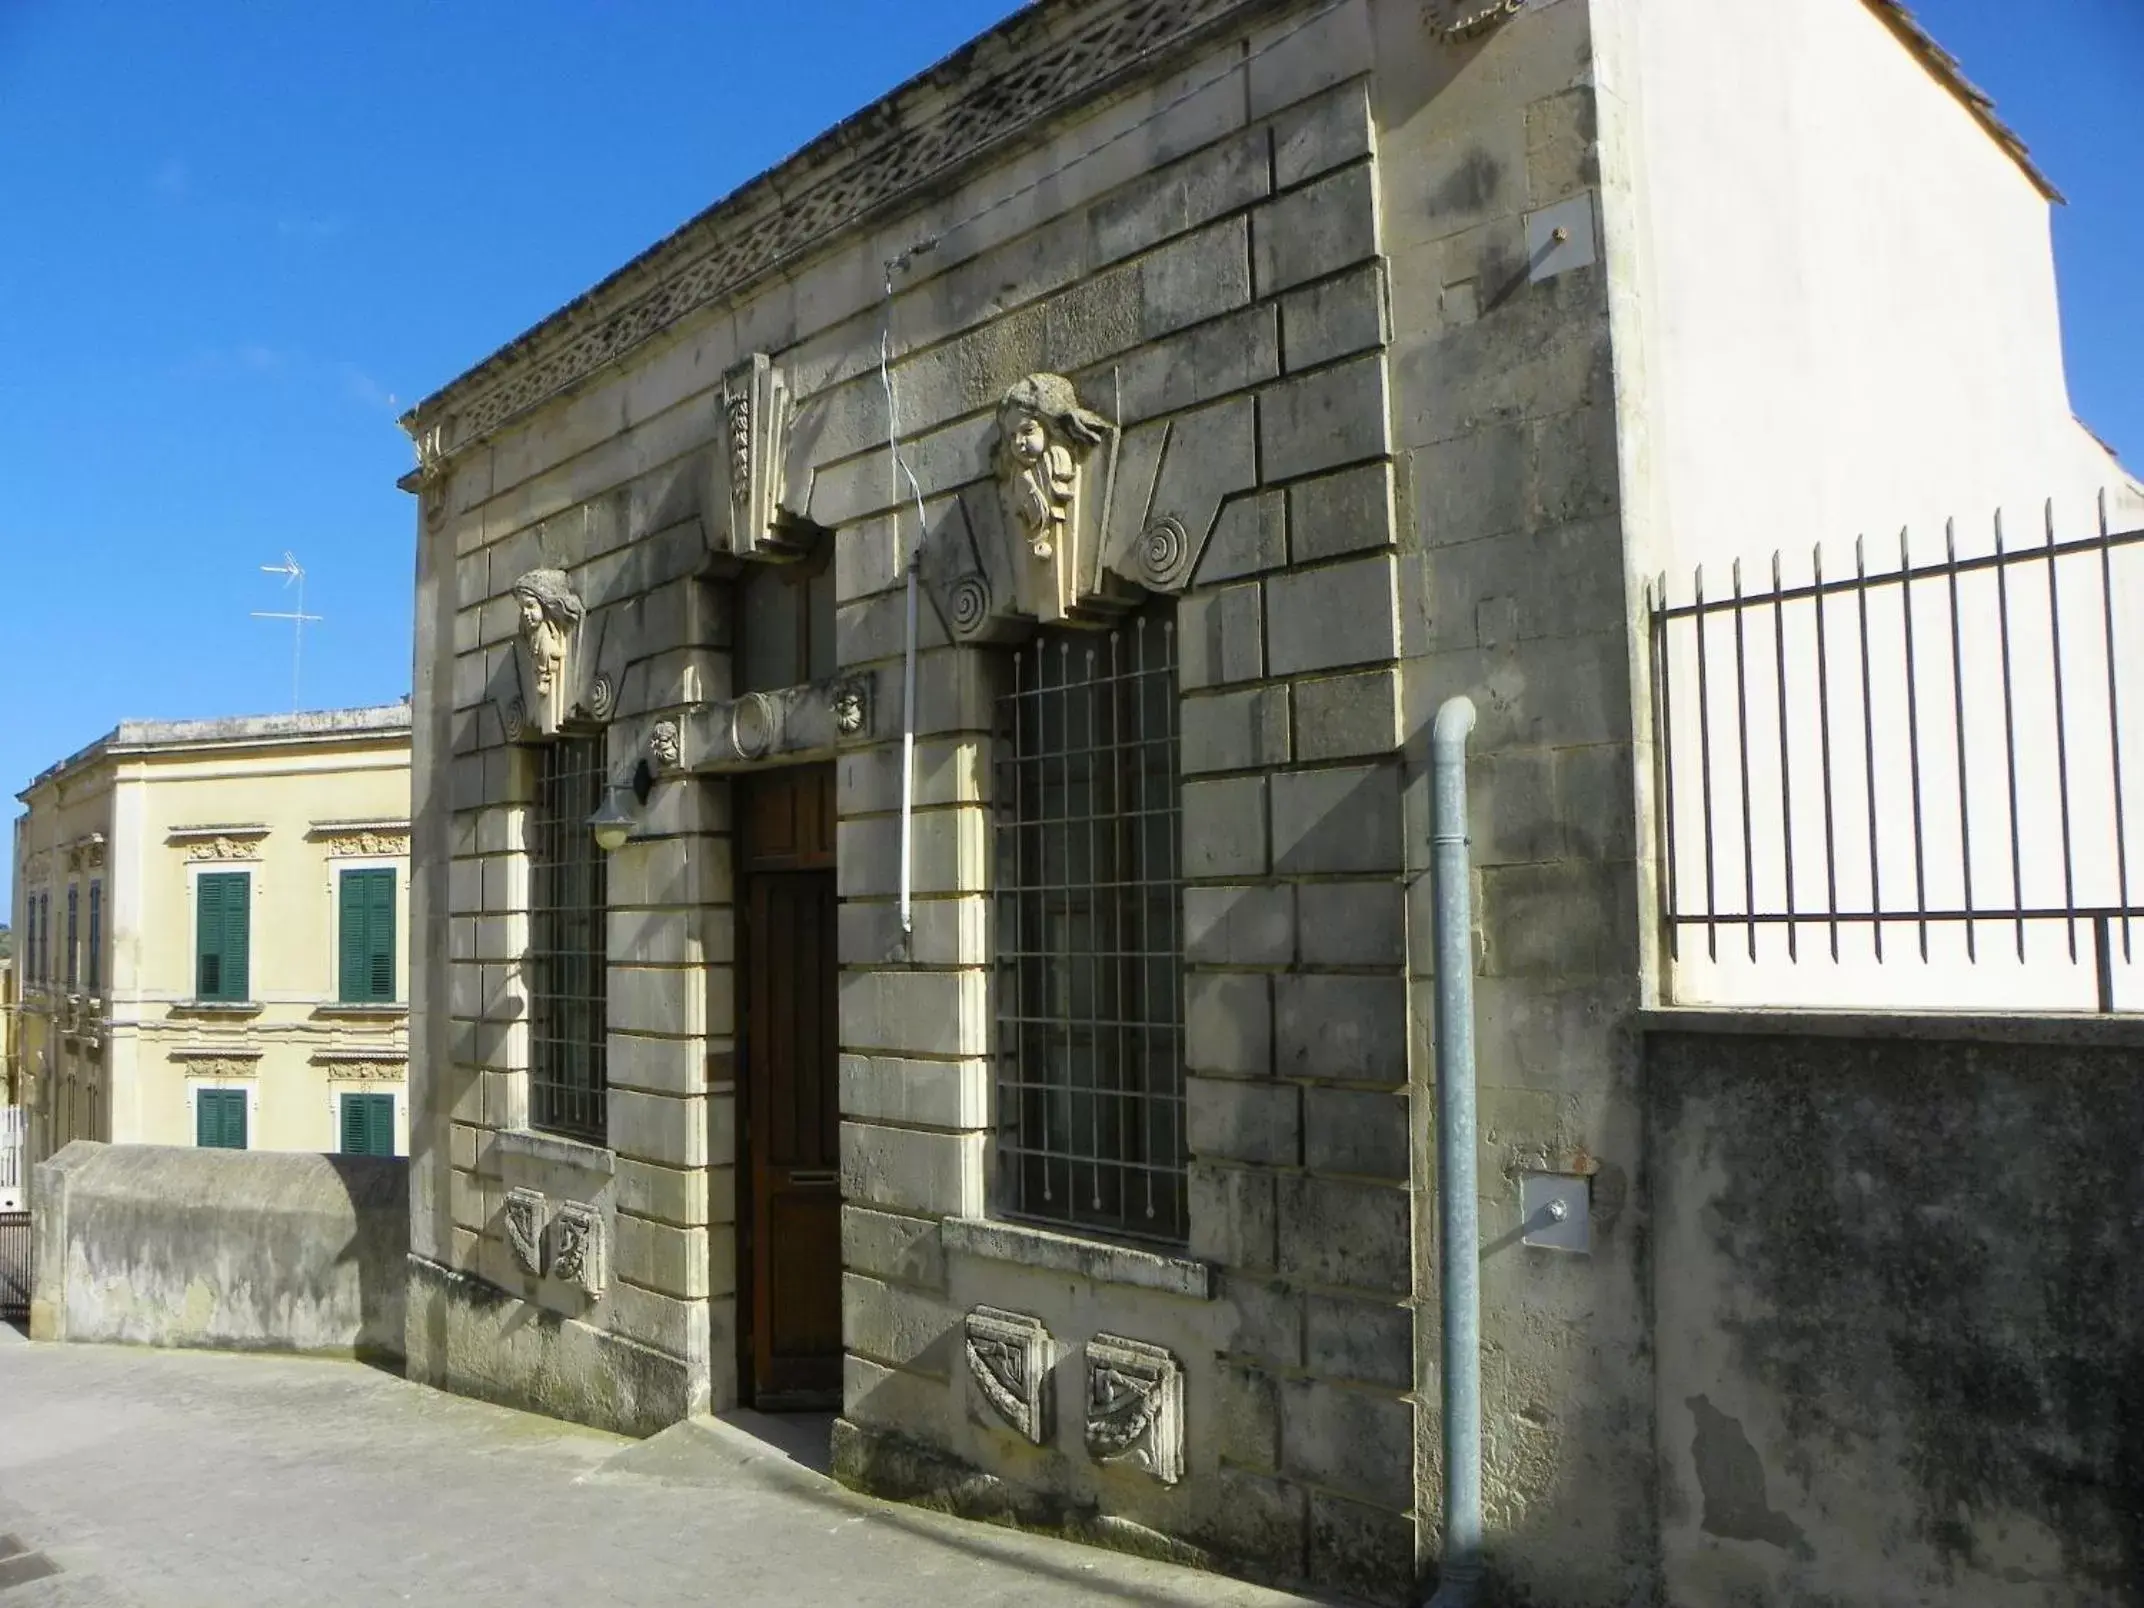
[30,1141,408,1361]
[1647,1023,2144,1607]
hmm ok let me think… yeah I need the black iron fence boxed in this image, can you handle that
[1649,498,2144,1010]
[0,1210,29,1321]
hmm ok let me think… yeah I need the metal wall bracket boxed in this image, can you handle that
[1519,1172,1591,1253]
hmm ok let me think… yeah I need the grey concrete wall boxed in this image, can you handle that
[30,1140,407,1359]
[1648,1016,2144,1608]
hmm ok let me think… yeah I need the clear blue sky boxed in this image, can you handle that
[1,0,2138,916]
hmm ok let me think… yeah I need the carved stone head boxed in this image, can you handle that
[996,374,1109,563]
[510,569,585,735]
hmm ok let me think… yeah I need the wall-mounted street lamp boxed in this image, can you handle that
[587,760,654,853]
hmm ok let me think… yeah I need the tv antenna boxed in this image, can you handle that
[252,552,323,712]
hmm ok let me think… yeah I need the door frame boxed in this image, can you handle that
[732,762,841,1410]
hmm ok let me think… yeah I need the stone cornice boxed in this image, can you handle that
[398,0,1274,466]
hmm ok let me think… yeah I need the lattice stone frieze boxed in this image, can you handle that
[964,1307,1054,1444]
[503,1187,547,1276]
[405,0,1256,456]
[1084,1334,1185,1484]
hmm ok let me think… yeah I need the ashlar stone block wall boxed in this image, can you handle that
[403,0,1653,1601]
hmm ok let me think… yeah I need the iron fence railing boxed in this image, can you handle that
[1649,498,2144,1010]
[0,1209,30,1321]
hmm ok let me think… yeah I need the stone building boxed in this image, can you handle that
[395,0,2132,1600]
[12,707,412,1167]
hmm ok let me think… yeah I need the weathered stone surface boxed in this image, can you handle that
[842,1272,956,1374]
[1292,667,1398,761]
[839,1122,984,1219]
[1181,687,1289,775]
[1178,580,1264,689]
[843,1206,949,1290]
[1253,165,1379,300]
[1214,1360,1282,1470]
[1273,80,1373,190]
[1280,1379,1414,1511]
[1193,490,1287,584]
[1182,776,1268,878]
[1277,1174,1410,1293]
[1271,761,1402,874]
[1265,555,1397,675]
[1184,883,1294,967]
[1277,975,1408,1086]
[1308,1489,1418,1604]
[1092,127,1269,267]
[1286,463,1389,570]
[1304,1293,1412,1389]
[1256,354,1390,485]
[1186,1076,1299,1166]
[1302,1086,1410,1181]
[1297,879,1403,966]
[1218,1273,1302,1370]
[1185,972,1273,1076]
[838,1054,988,1130]
[1189,1161,1277,1273]
[1281,263,1388,374]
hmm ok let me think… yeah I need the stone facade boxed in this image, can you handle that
[397,0,2115,1602]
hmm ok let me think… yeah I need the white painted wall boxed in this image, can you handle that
[1602,0,2144,1009]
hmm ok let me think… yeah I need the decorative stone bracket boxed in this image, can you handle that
[503,1187,546,1276]
[1084,1334,1184,1484]
[634,672,875,777]
[965,1307,1053,1444]
[923,373,1247,643]
[499,569,621,742]
[718,353,815,562]
[549,1202,606,1297]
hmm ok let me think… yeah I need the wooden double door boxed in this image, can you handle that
[737,764,842,1408]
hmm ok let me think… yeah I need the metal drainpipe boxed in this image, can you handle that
[1426,695,1483,1608]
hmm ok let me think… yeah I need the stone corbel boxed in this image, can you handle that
[928,373,1224,645]
[718,354,811,562]
[1083,1334,1185,1484]
[502,1187,546,1276]
[549,1202,606,1297]
[501,571,618,741]
[646,673,875,774]
[965,1307,1053,1444]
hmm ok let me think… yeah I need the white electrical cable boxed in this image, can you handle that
[880,249,936,949]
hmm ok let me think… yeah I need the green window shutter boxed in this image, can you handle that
[337,869,396,1003]
[196,876,225,998]
[197,1089,247,1149]
[338,871,371,1002]
[340,1093,394,1156]
[222,873,250,1002]
[368,871,396,1001]
[196,873,249,1001]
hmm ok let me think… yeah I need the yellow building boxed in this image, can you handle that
[12,706,411,1166]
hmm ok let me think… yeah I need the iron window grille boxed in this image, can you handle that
[87,881,101,992]
[529,734,610,1143]
[992,603,1186,1246]
[64,887,77,989]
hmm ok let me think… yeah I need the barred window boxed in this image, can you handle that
[993,604,1184,1245]
[529,735,608,1142]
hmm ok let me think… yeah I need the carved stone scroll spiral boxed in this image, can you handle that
[949,574,992,637]
[1138,517,1189,588]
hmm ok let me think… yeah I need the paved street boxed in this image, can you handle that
[0,1326,1323,1607]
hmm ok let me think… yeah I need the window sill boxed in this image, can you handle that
[491,1126,614,1176]
[312,1002,408,1019]
[941,1217,1213,1300]
[171,1000,264,1017]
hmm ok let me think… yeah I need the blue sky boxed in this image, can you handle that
[0,0,2137,915]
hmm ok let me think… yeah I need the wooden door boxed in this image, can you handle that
[740,766,841,1408]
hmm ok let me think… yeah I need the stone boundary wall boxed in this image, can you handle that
[30,1140,407,1359]
[1646,1012,2144,1607]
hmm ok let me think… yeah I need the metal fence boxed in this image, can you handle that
[1649,499,2144,1010]
[0,1210,29,1321]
